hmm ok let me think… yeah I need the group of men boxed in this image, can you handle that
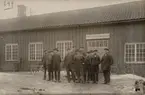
[64,47,113,84]
[42,46,113,84]
[42,48,61,82]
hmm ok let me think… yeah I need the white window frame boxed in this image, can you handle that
[124,42,145,64]
[5,43,19,61]
[28,42,43,61]
[56,40,73,60]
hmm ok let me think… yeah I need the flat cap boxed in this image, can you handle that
[93,49,98,52]
[104,48,109,51]
[53,48,58,51]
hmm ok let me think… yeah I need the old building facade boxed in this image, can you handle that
[0,1,145,76]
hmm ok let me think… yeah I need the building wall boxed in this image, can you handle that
[0,21,145,76]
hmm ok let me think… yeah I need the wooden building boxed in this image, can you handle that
[0,1,145,76]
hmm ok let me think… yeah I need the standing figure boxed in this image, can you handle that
[42,50,48,80]
[86,50,92,83]
[101,48,113,84]
[91,50,100,83]
[79,47,86,83]
[64,48,75,83]
[73,49,84,83]
[79,47,86,57]
[84,51,91,83]
[47,50,53,81]
[52,48,61,82]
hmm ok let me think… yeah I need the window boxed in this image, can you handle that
[5,44,19,61]
[87,39,109,51]
[29,42,43,61]
[56,41,73,60]
[87,39,109,58]
[125,43,145,63]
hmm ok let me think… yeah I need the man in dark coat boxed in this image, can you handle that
[101,48,113,84]
[79,47,86,57]
[64,48,75,83]
[91,50,100,83]
[42,50,48,80]
[52,48,61,82]
[47,50,53,81]
[79,47,86,83]
[73,49,84,83]
[88,50,93,82]
[84,51,91,83]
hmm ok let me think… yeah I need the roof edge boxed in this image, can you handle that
[0,18,145,33]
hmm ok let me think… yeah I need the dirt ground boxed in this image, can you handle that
[0,71,144,95]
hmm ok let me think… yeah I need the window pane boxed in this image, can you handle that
[12,45,18,61]
[36,43,43,60]
[6,45,11,60]
[29,44,35,60]
[87,39,108,49]
[136,43,145,62]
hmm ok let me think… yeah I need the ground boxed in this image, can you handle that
[0,71,144,95]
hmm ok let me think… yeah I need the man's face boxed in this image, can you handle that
[67,49,71,53]
[44,50,47,54]
[54,50,57,53]
[72,47,76,52]
[50,51,53,55]
[80,48,84,51]
[105,50,109,54]
[94,51,98,55]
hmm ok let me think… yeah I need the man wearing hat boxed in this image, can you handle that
[91,49,100,83]
[47,50,53,81]
[73,49,84,83]
[101,48,113,84]
[52,48,61,82]
[42,50,48,80]
[64,48,76,83]
[84,51,91,83]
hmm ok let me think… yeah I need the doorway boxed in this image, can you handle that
[56,40,73,60]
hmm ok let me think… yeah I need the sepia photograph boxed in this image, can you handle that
[0,0,145,94]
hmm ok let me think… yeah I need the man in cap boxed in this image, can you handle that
[42,50,48,80]
[88,50,94,82]
[64,48,75,83]
[52,48,61,82]
[47,50,53,81]
[79,47,86,57]
[91,49,100,83]
[101,48,113,84]
[73,49,84,83]
[84,51,91,83]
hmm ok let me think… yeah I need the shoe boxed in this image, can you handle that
[54,80,57,82]
[58,80,61,83]
[68,81,71,83]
